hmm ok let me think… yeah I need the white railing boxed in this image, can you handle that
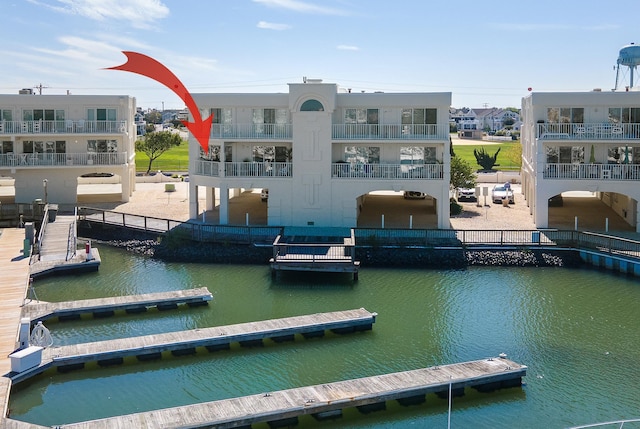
[210,123,292,139]
[0,152,127,167]
[537,122,640,140]
[332,124,449,140]
[0,120,128,134]
[332,162,443,179]
[194,161,294,178]
[543,163,640,180]
[205,123,449,140]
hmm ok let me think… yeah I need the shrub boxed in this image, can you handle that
[450,198,463,215]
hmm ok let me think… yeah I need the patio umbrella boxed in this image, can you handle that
[589,145,595,163]
[624,146,630,164]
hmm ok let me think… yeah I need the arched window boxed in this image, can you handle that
[300,99,324,112]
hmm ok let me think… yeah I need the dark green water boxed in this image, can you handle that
[8,246,640,428]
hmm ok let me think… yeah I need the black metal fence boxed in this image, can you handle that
[77,207,640,259]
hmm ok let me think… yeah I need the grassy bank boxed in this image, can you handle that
[452,140,521,171]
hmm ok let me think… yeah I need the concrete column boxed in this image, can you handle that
[206,187,215,211]
[121,166,130,202]
[189,181,199,219]
[219,184,229,224]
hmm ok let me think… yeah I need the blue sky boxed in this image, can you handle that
[1,0,638,110]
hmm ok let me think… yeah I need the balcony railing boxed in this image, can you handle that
[537,122,640,140]
[193,161,444,180]
[206,123,449,140]
[195,160,292,177]
[332,163,443,179]
[0,120,128,134]
[0,152,127,167]
[543,162,640,180]
[332,124,449,140]
[210,124,292,139]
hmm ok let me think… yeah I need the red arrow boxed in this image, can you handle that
[106,51,212,153]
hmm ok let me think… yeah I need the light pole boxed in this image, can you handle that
[42,179,48,204]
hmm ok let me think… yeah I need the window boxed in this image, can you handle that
[608,107,640,124]
[608,146,635,164]
[547,108,583,123]
[400,147,436,164]
[253,145,291,162]
[344,146,380,164]
[209,108,232,124]
[87,108,116,121]
[402,108,437,125]
[23,141,44,153]
[88,139,117,153]
[1,141,13,154]
[253,108,287,135]
[23,109,64,122]
[301,99,324,111]
[345,108,378,125]
[0,110,12,121]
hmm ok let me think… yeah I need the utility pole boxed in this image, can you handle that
[34,83,49,95]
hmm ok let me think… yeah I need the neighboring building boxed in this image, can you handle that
[187,80,452,228]
[520,90,640,231]
[0,93,137,204]
[134,110,146,136]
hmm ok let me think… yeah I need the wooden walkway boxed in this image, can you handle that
[0,229,32,419]
[30,215,99,278]
[9,308,377,383]
[20,287,213,324]
[56,357,526,429]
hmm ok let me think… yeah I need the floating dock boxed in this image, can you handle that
[9,308,377,383]
[270,228,360,279]
[53,357,526,429]
[20,287,213,323]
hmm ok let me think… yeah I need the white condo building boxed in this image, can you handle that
[0,93,137,205]
[521,91,640,231]
[188,80,452,228]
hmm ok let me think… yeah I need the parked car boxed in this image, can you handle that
[456,187,476,201]
[491,185,514,204]
[403,191,426,199]
[261,188,269,201]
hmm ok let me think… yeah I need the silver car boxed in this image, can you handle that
[456,187,476,201]
[491,185,514,204]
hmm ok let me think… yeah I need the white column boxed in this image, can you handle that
[219,184,229,224]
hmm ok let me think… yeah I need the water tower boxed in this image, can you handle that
[614,43,640,90]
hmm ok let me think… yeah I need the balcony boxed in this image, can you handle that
[210,124,292,140]
[0,152,127,167]
[0,120,128,135]
[543,163,640,180]
[537,122,640,141]
[331,163,443,179]
[332,124,449,140]
[195,160,292,178]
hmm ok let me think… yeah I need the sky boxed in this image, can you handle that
[1,0,639,111]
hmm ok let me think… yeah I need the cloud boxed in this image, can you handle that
[253,0,347,15]
[257,21,292,30]
[337,45,359,51]
[27,0,170,28]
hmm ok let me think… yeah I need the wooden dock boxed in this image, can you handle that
[270,230,360,279]
[0,229,32,420]
[54,357,526,429]
[20,287,213,324]
[9,308,377,383]
[30,214,100,278]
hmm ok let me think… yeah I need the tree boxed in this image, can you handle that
[450,155,476,190]
[136,131,183,174]
[474,147,501,171]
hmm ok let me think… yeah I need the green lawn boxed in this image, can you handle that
[452,140,522,171]
[135,140,190,173]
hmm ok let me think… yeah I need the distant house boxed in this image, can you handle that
[0,93,137,204]
[520,90,640,230]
